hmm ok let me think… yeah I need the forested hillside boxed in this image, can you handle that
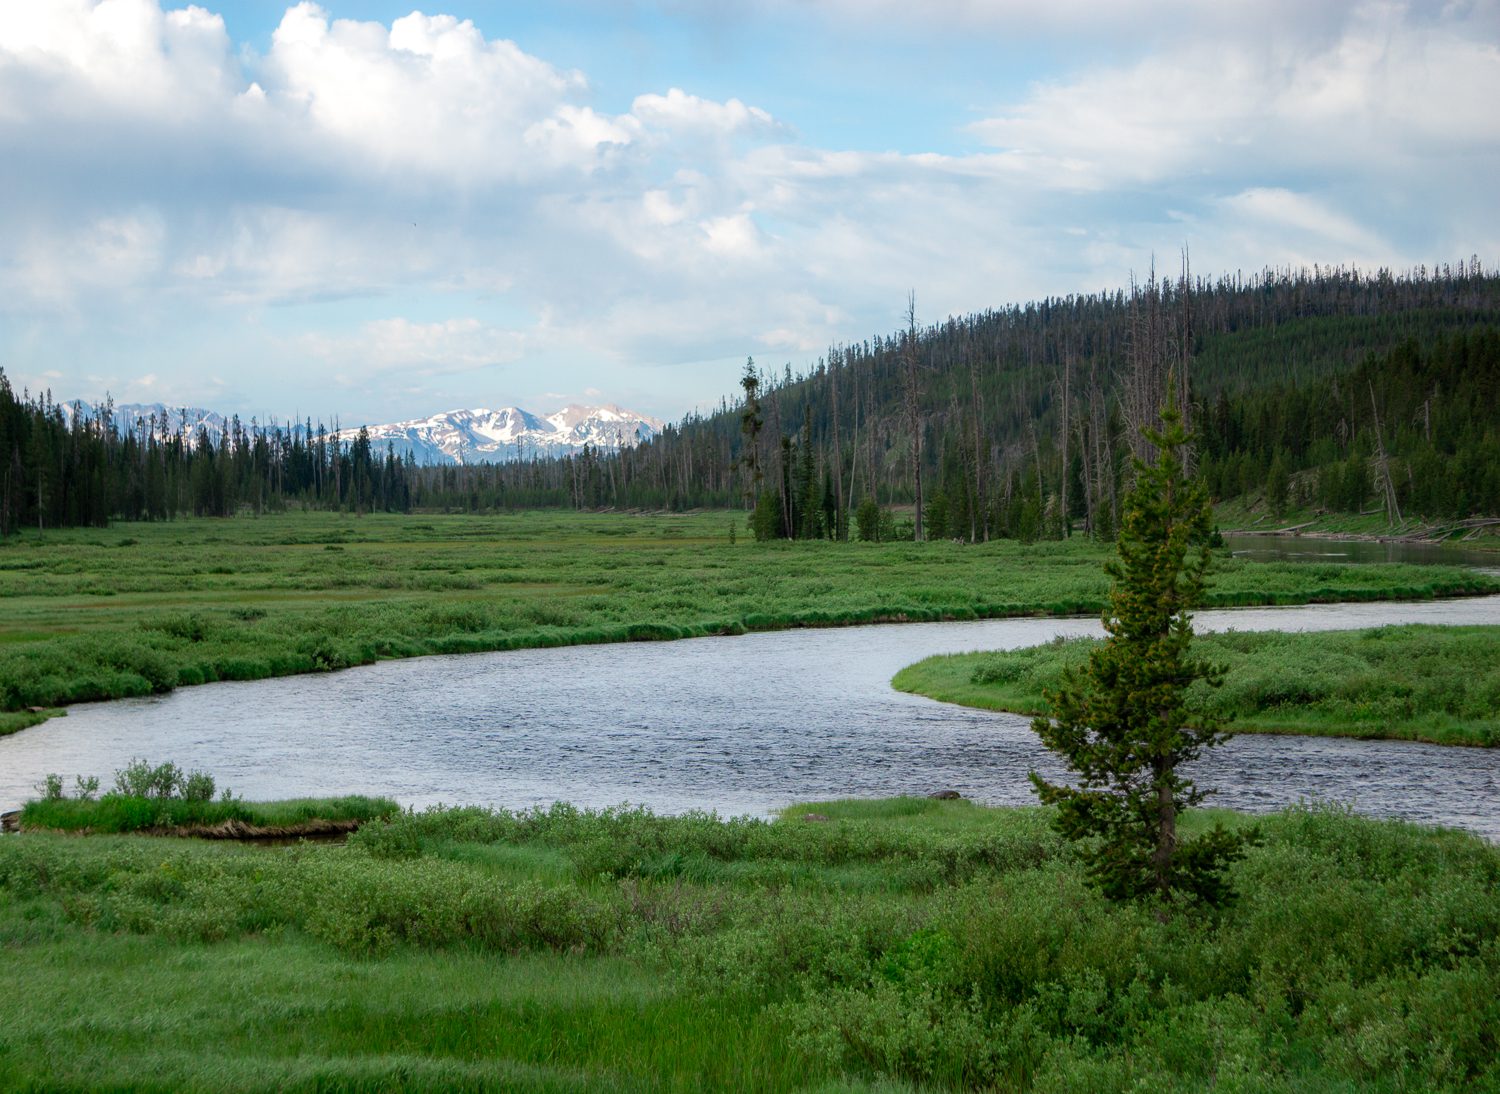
[588,259,1500,539]
[3,260,1498,537]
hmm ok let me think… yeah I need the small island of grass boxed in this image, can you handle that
[12,758,398,837]
[17,792,399,838]
[893,624,1500,747]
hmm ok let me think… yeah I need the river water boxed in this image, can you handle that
[1222,533,1500,571]
[3,590,1498,837]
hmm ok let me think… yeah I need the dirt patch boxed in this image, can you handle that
[6,816,367,840]
[154,817,366,840]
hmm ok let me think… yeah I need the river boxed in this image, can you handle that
[3,589,1498,837]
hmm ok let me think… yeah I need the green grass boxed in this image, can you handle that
[1,798,1496,1091]
[0,706,61,738]
[18,794,399,834]
[894,624,1500,746]
[1,510,1493,722]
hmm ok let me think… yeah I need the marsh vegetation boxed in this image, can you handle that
[2,797,1496,1091]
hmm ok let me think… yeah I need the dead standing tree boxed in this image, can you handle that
[828,346,846,539]
[1122,253,1196,468]
[966,331,988,541]
[902,292,926,541]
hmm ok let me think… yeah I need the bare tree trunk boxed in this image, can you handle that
[969,335,986,541]
[1079,416,1094,536]
[902,293,925,541]
[1176,248,1195,472]
[1029,419,1044,515]
[1368,381,1403,526]
[1059,353,1071,537]
[850,364,862,506]
[830,348,845,538]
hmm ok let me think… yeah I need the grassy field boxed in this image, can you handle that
[1,796,1496,1091]
[2,510,1494,733]
[894,624,1500,747]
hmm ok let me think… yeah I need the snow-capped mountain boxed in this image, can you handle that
[60,401,230,440]
[337,403,665,464]
[55,397,664,465]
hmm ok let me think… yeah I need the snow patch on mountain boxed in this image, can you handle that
[60,402,230,439]
[54,398,664,465]
[338,404,665,464]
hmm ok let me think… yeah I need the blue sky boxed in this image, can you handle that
[2,1,1497,426]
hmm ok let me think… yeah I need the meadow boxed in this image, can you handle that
[893,624,1500,747]
[2,510,1495,735]
[1,796,1496,1091]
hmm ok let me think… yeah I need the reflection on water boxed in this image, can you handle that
[1224,533,1500,570]
[3,596,1499,838]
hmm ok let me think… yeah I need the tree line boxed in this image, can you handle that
[0,387,415,535]
[1198,327,1500,521]
[4,258,1498,537]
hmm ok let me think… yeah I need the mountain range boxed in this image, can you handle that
[60,401,665,465]
[335,404,664,464]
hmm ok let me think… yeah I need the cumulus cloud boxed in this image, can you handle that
[259,5,633,180]
[0,0,1494,422]
[0,0,237,122]
[631,88,781,137]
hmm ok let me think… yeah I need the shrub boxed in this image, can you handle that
[36,773,64,802]
[107,758,216,801]
[113,759,185,799]
[181,771,216,802]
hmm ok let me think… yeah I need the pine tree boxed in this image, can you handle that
[1030,403,1247,908]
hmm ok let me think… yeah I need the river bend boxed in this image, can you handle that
[3,596,1498,837]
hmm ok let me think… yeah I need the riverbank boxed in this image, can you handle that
[3,511,1495,730]
[894,624,1500,747]
[1217,499,1500,546]
[1,796,1495,1091]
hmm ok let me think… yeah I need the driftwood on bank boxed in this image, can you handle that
[1225,517,1500,545]
[1227,520,1319,537]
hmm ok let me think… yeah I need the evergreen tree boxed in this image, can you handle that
[1030,404,1247,908]
[738,359,763,509]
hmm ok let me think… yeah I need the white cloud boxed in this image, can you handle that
[699,212,764,260]
[301,317,526,377]
[1217,188,1389,263]
[781,0,1376,48]
[967,1,1500,189]
[4,210,166,309]
[0,0,237,122]
[256,4,627,181]
[631,88,780,137]
[0,0,1494,422]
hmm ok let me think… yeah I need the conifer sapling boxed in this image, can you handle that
[1030,404,1247,907]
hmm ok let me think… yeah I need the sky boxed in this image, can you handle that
[2,1,1497,426]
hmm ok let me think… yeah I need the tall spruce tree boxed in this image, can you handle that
[1030,403,1247,907]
